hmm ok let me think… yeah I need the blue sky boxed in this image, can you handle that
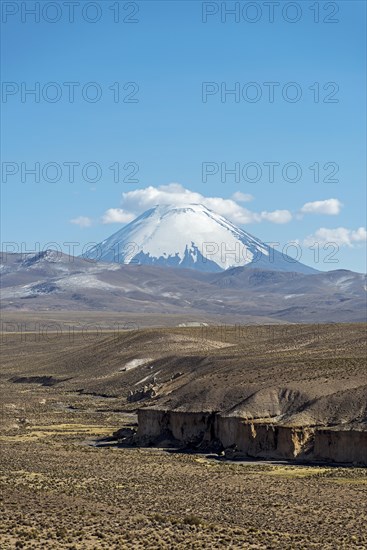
[1,0,366,272]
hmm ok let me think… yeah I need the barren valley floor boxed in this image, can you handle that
[0,322,366,549]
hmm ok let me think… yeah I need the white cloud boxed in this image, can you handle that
[260,209,293,224]
[70,216,93,228]
[100,185,347,228]
[301,198,343,215]
[101,208,135,224]
[303,227,367,248]
[231,191,254,203]
[110,183,293,225]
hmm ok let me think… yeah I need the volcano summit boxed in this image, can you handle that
[87,204,316,274]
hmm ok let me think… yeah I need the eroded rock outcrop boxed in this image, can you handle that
[137,408,367,465]
[138,409,215,447]
[215,416,314,460]
[314,427,367,465]
[127,383,159,403]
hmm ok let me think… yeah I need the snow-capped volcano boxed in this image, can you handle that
[87,204,316,274]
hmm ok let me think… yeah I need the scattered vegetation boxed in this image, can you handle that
[0,324,366,548]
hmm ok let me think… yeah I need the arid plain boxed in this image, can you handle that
[1,321,366,549]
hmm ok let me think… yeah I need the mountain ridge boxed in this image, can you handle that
[1,250,365,323]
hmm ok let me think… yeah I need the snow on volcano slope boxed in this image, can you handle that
[86,204,317,274]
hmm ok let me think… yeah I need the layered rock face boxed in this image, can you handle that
[138,410,214,446]
[215,416,314,460]
[314,428,367,464]
[137,409,367,466]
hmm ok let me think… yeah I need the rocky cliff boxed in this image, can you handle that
[314,427,367,465]
[137,409,367,466]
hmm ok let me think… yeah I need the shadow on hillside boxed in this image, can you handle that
[89,434,360,468]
